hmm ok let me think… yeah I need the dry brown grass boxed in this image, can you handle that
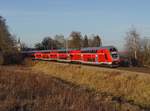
[33,61,150,109]
[0,66,142,111]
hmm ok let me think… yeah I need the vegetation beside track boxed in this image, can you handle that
[0,66,143,111]
[33,61,150,109]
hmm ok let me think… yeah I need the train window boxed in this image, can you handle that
[112,54,118,58]
[110,48,117,52]
[89,50,96,53]
[82,49,97,53]
[93,50,96,53]
[59,51,67,53]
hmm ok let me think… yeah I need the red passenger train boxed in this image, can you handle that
[34,46,120,67]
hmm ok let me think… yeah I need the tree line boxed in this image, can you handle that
[35,31,102,50]
[0,16,22,64]
[0,16,17,53]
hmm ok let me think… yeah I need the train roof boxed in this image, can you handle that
[81,46,117,51]
[21,46,117,54]
[56,46,117,51]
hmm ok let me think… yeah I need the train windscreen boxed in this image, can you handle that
[110,48,117,52]
[112,53,118,59]
[110,48,119,59]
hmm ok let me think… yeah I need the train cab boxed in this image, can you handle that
[108,46,120,66]
[81,46,120,67]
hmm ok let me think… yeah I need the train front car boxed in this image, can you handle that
[81,46,120,67]
[107,46,120,67]
[95,46,119,67]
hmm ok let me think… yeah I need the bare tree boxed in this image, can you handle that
[68,31,82,49]
[35,36,65,50]
[35,37,54,50]
[35,43,44,50]
[125,28,141,59]
[20,42,29,51]
[92,35,102,47]
[83,35,89,47]
[42,37,58,50]
[0,16,16,53]
[125,27,141,66]
[0,16,23,64]
[140,38,150,65]
[54,34,65,48]
[88,34,102,47]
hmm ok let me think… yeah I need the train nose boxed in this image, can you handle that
[113,61,119,64]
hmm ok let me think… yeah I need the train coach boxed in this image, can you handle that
[34,46,120,67]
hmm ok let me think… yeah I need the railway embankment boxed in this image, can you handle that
[33,61,150,110]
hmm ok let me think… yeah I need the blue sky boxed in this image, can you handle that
[0,0,150,50]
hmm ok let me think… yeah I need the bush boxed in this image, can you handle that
[0,52,4,65]
[3,52,24,65]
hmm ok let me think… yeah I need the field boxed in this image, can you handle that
[0,61,150,111]
[32,61,150,110]
[0,65,143,111]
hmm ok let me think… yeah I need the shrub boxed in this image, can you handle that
[3,52,24,65]
[0,52,4,65]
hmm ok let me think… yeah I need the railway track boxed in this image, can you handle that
[118,67,150,74]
